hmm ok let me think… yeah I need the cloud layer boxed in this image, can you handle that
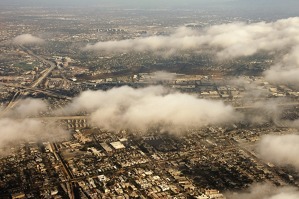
[0,98,68,154]
[0,118,66,150]
[13,34,45,45]
[258,134,299,169]
[226,183,299,199]
[6,98,48,118]
[85,17,299,86]
[264,46,299,86]
[85,17,299,59]
[64,86,241,132]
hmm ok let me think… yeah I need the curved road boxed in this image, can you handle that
[0,45,57,116]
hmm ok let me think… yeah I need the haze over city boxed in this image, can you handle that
[0,0,299,198]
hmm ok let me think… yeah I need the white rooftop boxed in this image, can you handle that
[110,141,125,150]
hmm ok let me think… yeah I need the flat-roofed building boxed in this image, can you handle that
[100,142,113,154]
[110,141,126,150]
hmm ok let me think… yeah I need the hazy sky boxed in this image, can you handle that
[1,0,298,19]
[1,0,299,9]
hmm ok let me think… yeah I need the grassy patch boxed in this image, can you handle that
[14,62,34,71]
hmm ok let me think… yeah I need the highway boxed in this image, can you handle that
[2,45,299,120]
[3,91,22,110]
[0,82,72,100]
[19,45,57,88]
[50,143,75,199]
[0,45,58,116]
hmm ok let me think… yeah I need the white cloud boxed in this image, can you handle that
[63,86,241,133]
[0,98,68,154]
[0,118,67,150]
[258,134,299,170]
[13,34,45,45]
[85,17,299,60]
[85,17,299,86]
[264,46,299,86]
[141,71,177,83]
[6,98,47,118]
[226,183,299,199]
